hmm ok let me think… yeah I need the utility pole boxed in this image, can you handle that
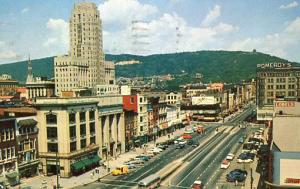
[251,168,253,189]
[56,152,60,189]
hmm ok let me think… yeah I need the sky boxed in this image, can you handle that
[1,0,300,64]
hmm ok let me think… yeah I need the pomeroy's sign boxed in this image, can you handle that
[257,63,292,69]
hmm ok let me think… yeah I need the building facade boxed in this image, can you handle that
[0,118,19,186]
[104,61,115,85]
[35,96,125,177]
[54,2,105,96]
[256,63,300,121]
[0,80,18,97]
[15,116,39,179]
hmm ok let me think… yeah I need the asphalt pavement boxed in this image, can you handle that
[75,124,219,189]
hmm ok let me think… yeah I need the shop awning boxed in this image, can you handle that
[82,158,93,167]
[18,119,37,127]
[90,156,101,164]
[71,161,85,171]
[6,171,19,179]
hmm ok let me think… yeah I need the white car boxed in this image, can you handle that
[178,140,187,145]
[174,137,184,144]
[221,160,230,169]
[226,153,235,160]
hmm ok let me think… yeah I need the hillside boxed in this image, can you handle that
[0,51,296,87]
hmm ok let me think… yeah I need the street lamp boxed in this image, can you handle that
[105,143,110,172]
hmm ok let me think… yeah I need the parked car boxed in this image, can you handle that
[129,159,145,165]
[192,180,202,189]
[226,153,235,161]
[135,155,150,161]
[237,152,255,163]
[175,143,185,149]
[147,147,162,154]
[123,162,136,169]
[221,160,230,169]
[187,139,194,145]
[112,165,129,176]
[156,144,168,150]
[238,137,245,144]
[226,169,247,182]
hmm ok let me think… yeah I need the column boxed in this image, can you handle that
[43,88,46,97]
[111,115,117,158]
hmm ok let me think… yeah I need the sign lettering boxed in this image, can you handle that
[275,101,295,107]
[257,63,292,69]
[285,178,300,184]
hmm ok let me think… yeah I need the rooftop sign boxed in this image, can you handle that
[256,63,292,69]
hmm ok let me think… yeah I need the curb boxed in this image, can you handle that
[67,172,111,189]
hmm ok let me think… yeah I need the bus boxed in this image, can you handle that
[138,174,161,189]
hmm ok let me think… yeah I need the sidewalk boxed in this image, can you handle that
[14,128,187,189]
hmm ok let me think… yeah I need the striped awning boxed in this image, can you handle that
[18,119,37,127]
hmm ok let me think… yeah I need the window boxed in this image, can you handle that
[80,112,86,122]
[140,97,143,103]
[140,107,142,112]
[90,122,95,134]
[80,124,86,136]
[7,148,10,159]
[10,129,14,139]
[69,113,76,124]
[48,143,58,152]
[90,136,95,144]
[80,139,86,149]
[89,111,95,121]
[69,126,76,138]
[47,127,57,139]
[11,147,15,157]
[6,130,9,140]
[70,142,77,152]
[2,149,6,159]
[1,130,5,141]
[130,97,134,104]
[46,114,57,124]
[140,117,143,122]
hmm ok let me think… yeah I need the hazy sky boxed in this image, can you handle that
[1,0,300,64]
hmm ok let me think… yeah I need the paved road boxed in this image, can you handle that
[78,105,255,189]
[76,124,219,189]
[164,105,255,189]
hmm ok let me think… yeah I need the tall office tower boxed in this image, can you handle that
[54,2,105,96]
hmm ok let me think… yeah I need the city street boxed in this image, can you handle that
[78,105,255,189]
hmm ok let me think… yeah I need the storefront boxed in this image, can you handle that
[5,171,19,186]
[71,154,101,176]
[18,159,39,178]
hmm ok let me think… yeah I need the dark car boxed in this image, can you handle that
[226,169,247,182]
[156,144,168,150]
[187,139,194,145]
[176,143,185,149]
[136,155,150,161]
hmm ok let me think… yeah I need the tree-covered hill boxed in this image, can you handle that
[0,51,297,86]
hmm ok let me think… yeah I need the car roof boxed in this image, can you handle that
[194,180,202,184]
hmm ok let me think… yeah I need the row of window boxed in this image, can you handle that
[19,140,35,152]
[19,126,35,135]
[0,147,15,160]
[1,129,14,142]
[46,111,95,125]
[47,136,96,153]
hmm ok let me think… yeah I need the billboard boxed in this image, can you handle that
[191,95,217,105]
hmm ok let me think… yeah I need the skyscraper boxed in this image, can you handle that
[54,2,105,96]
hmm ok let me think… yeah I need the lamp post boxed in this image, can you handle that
[106,143,110,172]
[56,152,60,189]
